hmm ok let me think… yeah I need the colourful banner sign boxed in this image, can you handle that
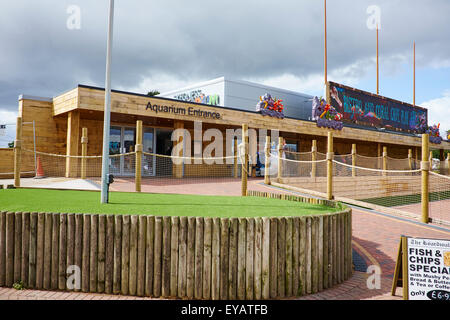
[328,81,428,133]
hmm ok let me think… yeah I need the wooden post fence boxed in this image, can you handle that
[382,146,387,175]
[311,140,317,178]
[0,198,351,299]
[421,134,430,224]
[264,136,270,185]
[81,128,88,180]
[241,124,249,196]
[135,120,143,192]
[327,132,333,200]
[14,117,22,187]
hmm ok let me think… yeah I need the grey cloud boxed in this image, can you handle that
[0,0,449,112]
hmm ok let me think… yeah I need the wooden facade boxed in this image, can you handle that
[2,84,449,177]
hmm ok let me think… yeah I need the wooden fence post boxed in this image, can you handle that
[237,218,247,300]
[89,215,98,293]
[408,149,413,170]
[153,216,162,297]
[261,217,270,299]
[170,217,179,298]
[311,140,317,178]
[43,213,53,290]
[241,124,249,196]
[5,212,14,287]
[81,128,88,179]
[382,146,388,175]
[173,121,184,179]
[161,216,171,298]
[264,136,271,185]
[194,217,203,299]
[277,137,283,182]
[327,132,333,200]
[351,144,356,177]
[254,218,262,300]
[447,153,450,175]
[113,215,122,294]
[234,138,238,178]
[220,218,229,300]
[145,216,155,297]
[0,212,6,287]
[135,120,143,192]
[211,218,220,300]
[121,215,130,295]
[36,213,45,289]
[228,218,238,299]
[14,117,22,187]
[421,134,430,224]
[203,217,212,299]
[58,214,67,291]
[129,215,138,296]
[137,216,147,296]
[186,217,195,299]
[177,216,187,298]
[246,218,255,299]
[29,212,37,288]
[21,212,30,287]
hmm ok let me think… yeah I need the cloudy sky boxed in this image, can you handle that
[1,0,449,146]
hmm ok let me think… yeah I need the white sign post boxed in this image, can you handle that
[406,237,450,300]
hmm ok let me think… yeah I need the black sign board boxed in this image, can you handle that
[327,81,428,133]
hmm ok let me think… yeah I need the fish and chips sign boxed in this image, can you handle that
[392,236,450,300]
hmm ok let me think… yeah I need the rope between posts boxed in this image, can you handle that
[142,152,237,161]
[332,160,421,173]
[0,171,35,175]
[430,171,450,180]
[272,154,328,164]
[387,156,411,161]
[284,151,314,156]
[355,154,383,160]
[22,148,135,159]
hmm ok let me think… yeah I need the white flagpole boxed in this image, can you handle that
[101,0,115,203]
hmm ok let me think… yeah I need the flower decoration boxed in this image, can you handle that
[427,123,442,144]
[312,96,343,130]
[256,93,284,118]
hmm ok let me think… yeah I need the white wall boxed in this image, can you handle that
[159,77,314,120]
[159,77,225,107]
[224,79,313,119]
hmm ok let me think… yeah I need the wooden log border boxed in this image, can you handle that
[0,192,351,299]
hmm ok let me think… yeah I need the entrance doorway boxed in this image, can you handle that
[155,129,173,176]
[109,126,136,176]
[109,126,173,177]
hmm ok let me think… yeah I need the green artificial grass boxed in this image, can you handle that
[0,189,338,218]
[360,190,450,208]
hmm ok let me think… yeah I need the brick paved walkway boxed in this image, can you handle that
[94,177,275,196]
[0,271,400,301]
[1,182,449,300]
